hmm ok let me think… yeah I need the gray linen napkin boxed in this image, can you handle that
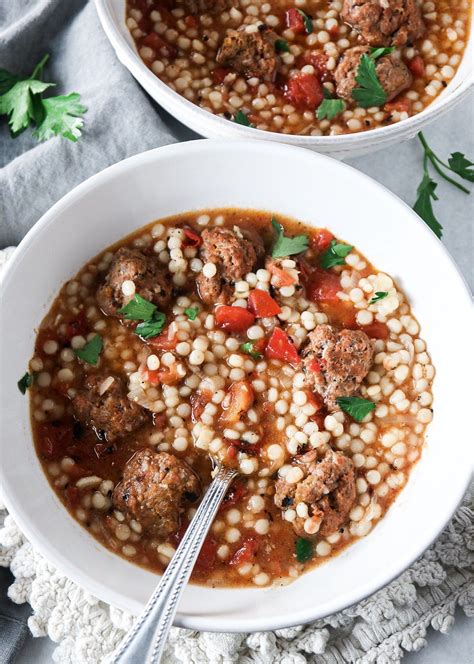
[0,0,196,248]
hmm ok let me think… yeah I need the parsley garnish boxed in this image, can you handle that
[240,342,262,360]
[317,87,346,120]
[185,307,199,321]
[118,294,167,339]
[74,335,103,365]
[297,9,313,34]
[234,110,253,127]
[0,54,86,141]
[17,372,34,394]
[275,39,290,53]
[413,132,472,238]
[320,240,353,269]
[118,294,157,321]
[369,291,388,304]
[336,396,375,422]
[352,47,395,108]
[296,538,313,563]
[271,218,308,258]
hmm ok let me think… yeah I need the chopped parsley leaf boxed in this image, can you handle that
[74,335,103,365]
[336,396,376,422]
[185,307,199,321]
[17,372,34,394]
[271,217,308,258]
[296,538,313,563]
[369,291,388,304]
[320,240,353,269]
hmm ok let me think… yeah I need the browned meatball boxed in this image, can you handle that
[96,248,171,317]
[334,46,413,103]
[72,375,147,442]
[113,449,200,538]
[177,0,235,14]
[341,0,425,47]
[301,324,374,409]
[216,25,279,81]
[274,449,356,538]
[196,227,264,304]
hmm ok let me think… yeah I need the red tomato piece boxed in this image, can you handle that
[184,15,199,29]
[63,312,88,340]
[144,369,160,385]
[148,330,177,351]
[408,55,425,78]
[310,229,334,253]
[285,7,305,33]
[195,535,218,570]
[305,52,333,82]
[306,268,341,305]
[384,96,412,114]
[219,481,248,511]
[307,357,321,373]
[211,67,231,85]
[247,290,281,318]
[229,536,260,566]
[265,327,300,366]
[182,228,202,247]
[141,32,177,59]
[359,321,389,340]
[215,305,255,333]
[284,73,323,110]
[267,262,297,288]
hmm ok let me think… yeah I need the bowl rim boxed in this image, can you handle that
[94,0,474,147]
[1,139,473,632]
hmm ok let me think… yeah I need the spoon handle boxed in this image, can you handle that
[111,465,237,664]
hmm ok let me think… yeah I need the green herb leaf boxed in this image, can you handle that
[297,9,313,34]
[413,172,443,238]
[0,77,54,134]
[317,97,346,120]
[74,335,103,365]
[240,342,262,360]
[33,92,87,143]
[369,47,395,60]
[185,307,199,321]
[17,372,34,394]
[352,49,390,108]
[135,312,166,339]
[369,291,388,304]
[118,294,157,321]
[320,239,353,269]
[271,218,308,258]
[275,39,290,53]
[336,396,376,422]
[448,152,474,182]
[296,538,313,563]
[234,110,253,127]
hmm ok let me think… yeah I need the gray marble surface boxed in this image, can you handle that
[10,94,474,662]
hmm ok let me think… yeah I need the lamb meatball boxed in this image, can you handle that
[96,247,171,317]
[113,449,200,538]
[196,227,264,304]
[341,0,425,47]
[301,324,374,409]
[216,25,280,81]
[275,449,357,538]
[72,375,147,442]
[334,46,413,103]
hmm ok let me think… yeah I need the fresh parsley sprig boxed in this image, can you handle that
[118,294,167,340]
[275,39,290,53]
[17,372,34,394]
[320,240,353,269]
[296,9,313,34]
[336,396,375,422]
[413,132,472,238]
[271,218,308,258]
[234,110,253,127]
[74,335,103,365]
[0,54,86,142]
[240,342,262,360]
[352,47,395,108]
[317,87,346,121]
[369,291,388,304]
[184,307,199,321]
[296,537,313,563]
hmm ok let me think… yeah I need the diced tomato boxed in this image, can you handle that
[195,535,218,570]
[359,321,389,340]
[267,261,297,288]
[211,67,231,85]
[265,327,300,367]
[229,536,260,566]
[38,421,73,460]
[284,73,324,110]
[184,15,199,29]
[220,381,254,424]
[310,229,334,253]
[408,55,425,78]
[182,228,202,247]
[384,96,412,114]
[219,481,248,511]
[143,364,179,386]
[304,52,333,82]
[247,290,281,318]
[141,32,177,59]
[144,369,160,385]
[227,445,238,461]
[285,7,305,33]
[215,305,255,333]
[63,312,88,340]
[305,390,324,411]
[148,330,177,351]
[307,357,321,373]
[306,268,341,305]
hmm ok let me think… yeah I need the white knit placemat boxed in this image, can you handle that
[1,247,473,664]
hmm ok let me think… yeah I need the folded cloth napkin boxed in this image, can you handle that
[0,0,196,248]
[0,569,31,664]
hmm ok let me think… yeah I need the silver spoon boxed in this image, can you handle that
[111,464,237,664]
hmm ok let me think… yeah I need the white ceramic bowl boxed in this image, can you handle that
[95,0,474,158]
[0,140,472,632]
